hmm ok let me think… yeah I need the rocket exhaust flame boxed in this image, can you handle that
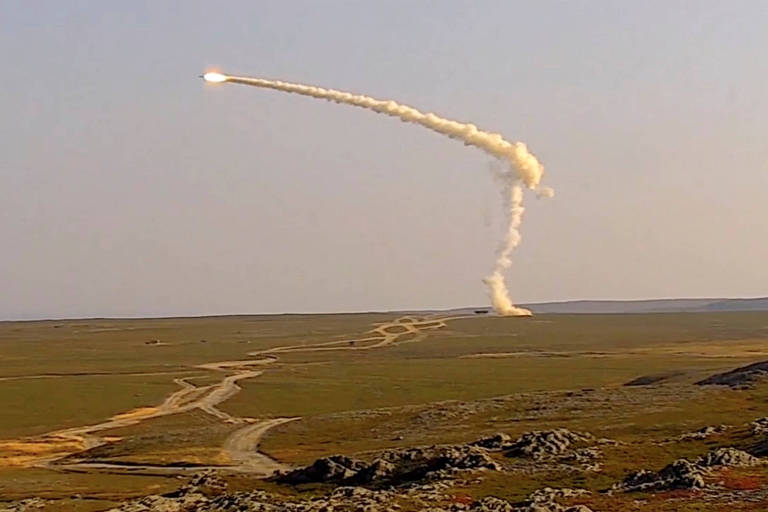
[202,72,552,316]
[203,72,227,83]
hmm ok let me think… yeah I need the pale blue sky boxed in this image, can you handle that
[1,1,766,319]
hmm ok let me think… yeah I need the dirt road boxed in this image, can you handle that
[223,417,299,473]
[3,315,460,476]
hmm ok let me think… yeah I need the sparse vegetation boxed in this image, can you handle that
[1,311,768,510]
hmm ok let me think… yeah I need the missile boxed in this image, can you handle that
[202,72,227,83]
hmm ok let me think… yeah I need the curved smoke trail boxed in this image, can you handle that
[203,72,552,316]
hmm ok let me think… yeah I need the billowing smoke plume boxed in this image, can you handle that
[483,181,531,316]
[204,73,552,316]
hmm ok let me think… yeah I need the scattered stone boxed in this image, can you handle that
[0,498,49,512]
[559,448,600,464]
[697,447,760,467]
[505,429,593,460]
[513,487,593,512]
[527,487,590,504]
[614,447,760,493]
[752,417,768,436]
[470,433,512,451]
[459,488,593,512]
[106,475,465,511]
[174,471,227,497]
[355,458,396,483]
[469,496,514,511]
[678,425,727,441]
[277,455,366,484]
[614,459,706,492]
[107,492,209,512]
[277,445,500,486]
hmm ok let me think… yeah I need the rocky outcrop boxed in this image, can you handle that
[277,444,500,486]
[697,447,759,468]
[107,492,214,512]
[559,448,600,464]
[108,487,395,512]
[471,433,513,451]
[615,459,706,492]
[276,455,366,484]
[514,487,592,512]
[505,429,593,460]
[171,470,227,497]
[465,493,593,512]
[751,417,768,436]
[0,498,50,511]
[527,487,590,503]
[697,361,768,388]
[677,425,727,441]
[469,496,515,511]
[614,447,761,492]
[105,488,595,512]
[107,477,524,512]
[515,505,593,512]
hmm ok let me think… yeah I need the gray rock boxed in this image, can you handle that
[175,470,227,497]
[0,498,49,512]
[278,455,367,484]
[614,458,706,492]
[470,433,513,451]
[527,488,589,504]
[107,493,209,512]
[105,471,464,512]
[696,447,760,467]
[677,425,727,441]
[468,496,514,511]
[505,429,593,460]
[513,503,593,512]
[512,488,592,512]
[278,445,500,487]
[355,459,397,484]
[751,417,768,436]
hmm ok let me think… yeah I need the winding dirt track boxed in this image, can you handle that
[5,315,461,476]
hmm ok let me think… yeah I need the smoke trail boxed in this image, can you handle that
[204,73,552,316]
[483,181,531,316]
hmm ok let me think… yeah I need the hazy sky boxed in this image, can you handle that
[1,1,766,320]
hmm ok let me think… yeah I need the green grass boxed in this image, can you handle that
[80,409,238,465]
[222,354,753,418]
[0,465,175,502]
[0,313,394,437]
[0,313,394,377]
[444,313,768,352]
[2,310,768,508]
[0,373,182,437]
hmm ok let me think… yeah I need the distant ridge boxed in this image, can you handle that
[5,297,767,322]
[445,297,768,315]
[523,297,768,314]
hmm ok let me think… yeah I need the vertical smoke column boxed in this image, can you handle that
[202,72,552,316]
[483,180,531,316]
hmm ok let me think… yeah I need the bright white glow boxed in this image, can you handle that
[203,72,227,83]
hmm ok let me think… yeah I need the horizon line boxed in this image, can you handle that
[2,294,766,324]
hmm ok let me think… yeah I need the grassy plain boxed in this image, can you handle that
[1,311,768,510]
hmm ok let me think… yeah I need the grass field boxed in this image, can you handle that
[1,311,768,510]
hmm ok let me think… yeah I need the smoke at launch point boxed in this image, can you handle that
[203,72,553,316]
